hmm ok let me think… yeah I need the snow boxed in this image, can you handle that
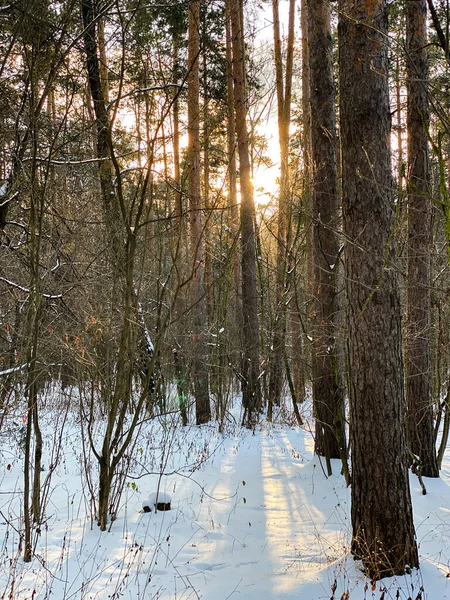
[0,276,63,299]
[0,391,450,599]
[137,299,154,353]
[142,491,172,511]
[0,363,26,377]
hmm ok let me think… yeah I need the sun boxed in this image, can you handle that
[252,164,279,208]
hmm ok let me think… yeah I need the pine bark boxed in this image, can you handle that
[308,0,346,464]
[406,0,439,477]
[339,0,419,578]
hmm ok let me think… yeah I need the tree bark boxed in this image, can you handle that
[406,0,439,478]
[339,0,419,578]
[97,16,109,104]
[308,0,346,466]
[188,0,211,424]
[81,0,121,268]
[230,0,262,427]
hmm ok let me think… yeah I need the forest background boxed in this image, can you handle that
[1,0,450,596]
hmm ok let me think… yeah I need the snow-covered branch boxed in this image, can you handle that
[0,277,63,299]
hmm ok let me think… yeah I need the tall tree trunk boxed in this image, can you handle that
[339,0,419,578]
[285,0,310,406]
[300,0,312,396]
[225,1,240,304]
[203,49,213,323]
[81,0,121,266]
[173,33,182,230]
[24,75,44,561]
[406,0,439,477]
[268,0,296,417]
[97,16,109,104]
[188,0,210,424]
[308,0,346,468]
[230,0,262,427]
[395,56,405,196]
[170,29,188,424]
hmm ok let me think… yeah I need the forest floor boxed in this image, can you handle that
[0,387,449,599]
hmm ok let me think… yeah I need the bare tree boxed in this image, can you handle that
[81,0,159,530]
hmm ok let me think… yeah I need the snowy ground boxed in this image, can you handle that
[1,388,450,599]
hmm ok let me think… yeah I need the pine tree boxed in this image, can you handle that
[308,0,347,472]
[406,0,439,478]
[339,0,419,578]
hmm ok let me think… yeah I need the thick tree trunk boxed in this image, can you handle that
[339,0,419,578]
[188,0,210,424]
[230,0,262,427]
[308,0,346,465]
[406,0,439,478]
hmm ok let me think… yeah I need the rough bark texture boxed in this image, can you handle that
[188,0,210,424]
[406,0,439,477]
[308,0,346,463]
[339,0,419,578]
[230,0,262,426]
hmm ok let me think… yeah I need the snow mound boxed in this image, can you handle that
[142,491,172,512]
